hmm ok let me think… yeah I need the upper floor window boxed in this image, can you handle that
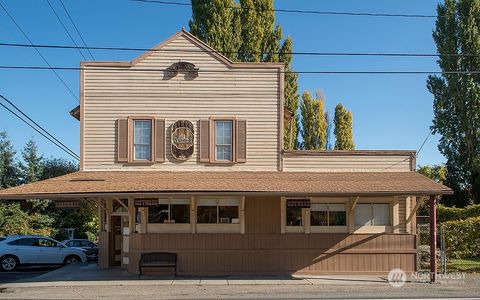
[354,203,390,226]
[133,120,152,161]
[215,120,233,161]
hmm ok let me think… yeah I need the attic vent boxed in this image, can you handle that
[70,178,106,182]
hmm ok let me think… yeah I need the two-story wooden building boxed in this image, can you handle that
[0,29,451,276]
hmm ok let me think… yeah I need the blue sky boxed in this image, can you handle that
[0,0,444,166]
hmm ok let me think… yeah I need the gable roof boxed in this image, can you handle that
[0,171,452,199]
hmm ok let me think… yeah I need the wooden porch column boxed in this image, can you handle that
[429,195,437,283]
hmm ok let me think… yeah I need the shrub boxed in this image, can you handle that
[437,204,480,223]
[443,216,480,259]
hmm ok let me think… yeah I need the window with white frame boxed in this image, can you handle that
[197,199,239,224]
[354,203,390,226]
[214,120,233,161]
[148,199,190,224]
[310,203,347,226]
[133,120,152,161]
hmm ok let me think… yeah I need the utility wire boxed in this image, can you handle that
[1,41,478,58]
[131,0,447,19]
[0,1,79,103]
[45,0,87,60]
[0,64,478,75]
[381,129,433,171]
[58,0,95,60]
[0,94,80,160]
[0,102,79,161]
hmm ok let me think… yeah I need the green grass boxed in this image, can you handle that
[448,257,480,272]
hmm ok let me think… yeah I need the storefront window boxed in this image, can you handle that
[286,207,303,226]
[197,199,239,224]
[148,199,190,224]
[354,203,390,226]
[311,203,346,226]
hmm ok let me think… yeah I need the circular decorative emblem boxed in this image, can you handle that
[171,120,194,161]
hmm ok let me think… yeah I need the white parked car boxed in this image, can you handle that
[0,235,87,271]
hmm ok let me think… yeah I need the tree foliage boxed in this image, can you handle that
[427,0,480,206]
[300,91,327,150]
[19,139,43,184]
[333,103,355,150]
[418,164,447,183]
[189,0,299,149]
[0,131,19,189]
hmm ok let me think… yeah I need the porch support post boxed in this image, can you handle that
[429,195,437,283]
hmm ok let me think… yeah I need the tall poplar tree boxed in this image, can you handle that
[334,104,355,150]
[300,91,327,150]
[427,0,480,206]
[189,0,299,149]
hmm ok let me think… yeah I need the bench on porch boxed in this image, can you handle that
[139,252,177,277]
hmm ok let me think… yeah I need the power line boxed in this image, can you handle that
[0,1,79,103]
[45,0,87,60]
[0,64,478,75]
[381,129,433,171]
[1,41,478,58]
[131,0,444,19]
[0,101,79,161]
[58,0,95,60]
[0,94,80,160]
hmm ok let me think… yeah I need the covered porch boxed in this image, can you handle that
[0,171,452,281]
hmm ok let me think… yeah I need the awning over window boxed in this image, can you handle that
[0,171,452,199]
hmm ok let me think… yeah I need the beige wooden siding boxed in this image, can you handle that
[83,35,279,171]
[283,154,412,172]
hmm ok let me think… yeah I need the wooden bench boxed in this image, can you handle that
[139,252,177,277]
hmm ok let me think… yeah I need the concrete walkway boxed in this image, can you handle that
[0,263,391,288]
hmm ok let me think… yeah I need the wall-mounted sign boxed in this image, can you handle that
[286,199,310,208]
[165,62,199,78]
[134,199,159,207]
[55,200,80,209]
[171,120,194,161]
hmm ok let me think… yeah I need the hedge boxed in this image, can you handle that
[437,204,480,223]
[443,216,480,259]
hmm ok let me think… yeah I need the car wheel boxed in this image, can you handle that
[1,255,18,272]
[63,255,81,266]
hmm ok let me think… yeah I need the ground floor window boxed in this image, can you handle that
[354,203,390,226]
[148,199,190,224]
[197,199,239,224]
[310,203,347,226]
[286,207,303,226]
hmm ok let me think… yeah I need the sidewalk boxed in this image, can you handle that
[0,263,390,288]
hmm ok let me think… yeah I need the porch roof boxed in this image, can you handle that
[0,171,452,199]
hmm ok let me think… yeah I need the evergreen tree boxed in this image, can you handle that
[189,0,299,149]
[325,110,333,150]
[427,0,480,206]
[0,131,19,189]
[19,139,43,184]
[41,157,79,180]
[300,91,327,150]
[334,104,355,150]
[189,0,241,61]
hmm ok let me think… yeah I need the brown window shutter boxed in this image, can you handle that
[154,119,166,162]
[116,119,128,163]
[236,119,247,163]
[199,120,210,162]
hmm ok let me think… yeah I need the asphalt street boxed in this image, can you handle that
[0,266,58,284]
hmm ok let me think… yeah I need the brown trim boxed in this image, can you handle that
[82,29,285,70]
[282,150,416,157]
[279,64,285,171]
[209,117,237,163]
[410,152,417,171]
[127,116,155,164]
[79,62,85,171]
[0,191,453,200]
